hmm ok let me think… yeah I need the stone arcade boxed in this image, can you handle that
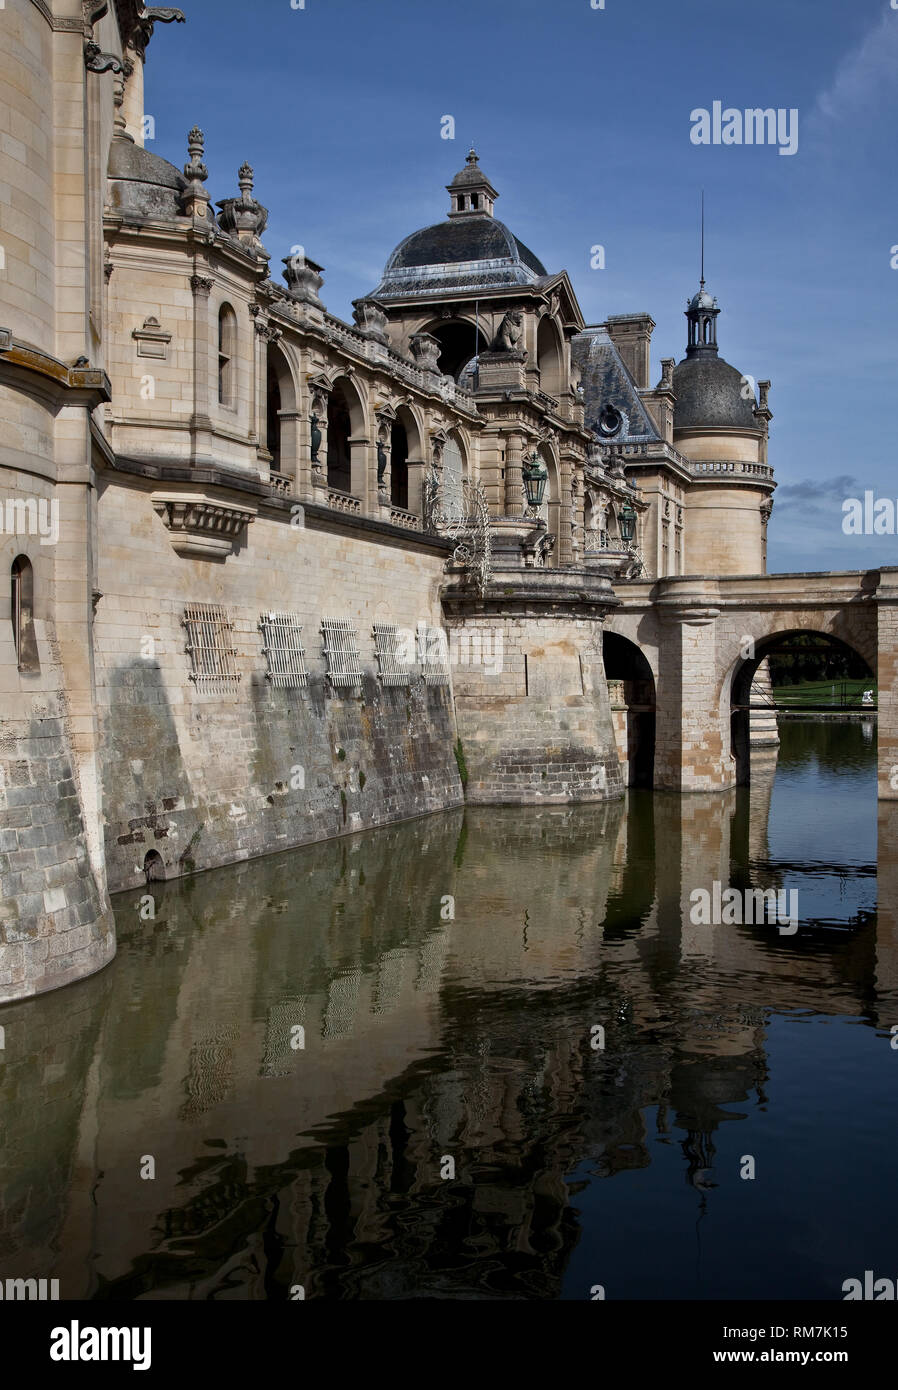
[1,0,896,1003]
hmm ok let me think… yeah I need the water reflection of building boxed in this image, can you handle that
[0,776,891,1299]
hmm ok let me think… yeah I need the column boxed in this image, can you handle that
[504,430,523,516]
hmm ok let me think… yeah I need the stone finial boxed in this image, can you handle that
[352,298,389,344]
[238,161,254,198]
[216,161,269,254]
[180,125,210,219]
[408,332,441,373]
[282,251,325,310]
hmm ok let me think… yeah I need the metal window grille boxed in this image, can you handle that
[183,603,239,694]
[259,611,308,688]
[373,623,413,687]
[420,623,451,687]
[321,617,363,688]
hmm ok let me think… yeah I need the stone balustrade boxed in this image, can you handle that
[326,487,362,515]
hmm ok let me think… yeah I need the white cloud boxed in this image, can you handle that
[808,12,898,130]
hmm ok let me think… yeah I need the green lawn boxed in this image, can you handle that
[768,678,876,706]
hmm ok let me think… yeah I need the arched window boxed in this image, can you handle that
[442,434,464,522]
[326,385,353,493]
[267,359,281,471]
[11,555,38,671]
[390,421,409,509]
[536,315,565,398]
[218,304,237,407]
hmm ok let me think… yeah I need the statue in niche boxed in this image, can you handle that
[492,309,523,352]
[377,439,388,485]
[310,414,321,462]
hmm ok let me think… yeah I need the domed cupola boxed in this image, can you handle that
[447,147,498,217]
[672,283,758,431]
[685,280,720,357]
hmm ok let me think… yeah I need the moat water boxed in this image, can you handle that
[2,717,895,1300]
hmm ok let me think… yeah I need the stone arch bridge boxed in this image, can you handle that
[604,567,898,799]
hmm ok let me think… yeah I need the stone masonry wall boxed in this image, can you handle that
[447,611,624,805]
[94,475,464,891]
[0,454,116,1002]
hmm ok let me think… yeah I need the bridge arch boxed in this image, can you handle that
[603,631,656,787]
[724,626,875,786]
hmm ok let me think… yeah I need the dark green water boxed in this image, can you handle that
[1,718,895,1300]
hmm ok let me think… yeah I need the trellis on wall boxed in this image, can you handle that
[423,465,492,594]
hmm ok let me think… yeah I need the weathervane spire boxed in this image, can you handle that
[700,189,705,289]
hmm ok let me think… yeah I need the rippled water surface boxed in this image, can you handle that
[2,718,895,1300]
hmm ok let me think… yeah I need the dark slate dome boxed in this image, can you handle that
[382,217,544,279]
[107,135,186,220]
[371,149,548,298]
[672,355,758,431]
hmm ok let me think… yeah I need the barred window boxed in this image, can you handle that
[259,611,308,688]
[373,623,414,687]
[420,624,451,687]
[183,603,239,693]
[321,617,363,688]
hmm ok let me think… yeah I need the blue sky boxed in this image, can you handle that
[145,0,898,572]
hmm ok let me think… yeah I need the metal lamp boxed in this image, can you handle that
[618,499,637,544]
[522,452,548,516]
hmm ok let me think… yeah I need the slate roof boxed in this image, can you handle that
[572,326,661,443]
[372,215,547,298]
[672,354,758,430]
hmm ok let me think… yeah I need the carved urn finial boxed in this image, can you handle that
[352,298,389,344]
[282,250,325,310]
[216,161,269,254]
[180,125,210,219]
[238,161,254,199]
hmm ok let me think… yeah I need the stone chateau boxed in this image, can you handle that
[1,0,784,1001]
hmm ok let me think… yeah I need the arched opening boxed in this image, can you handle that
[603,631,656,787]
[11,554,38,672]
[218,304,237,408]
[326,381,354,493]
[729,630,875,786]
[266,343,297,480]
[266,359,281,471]
[390,420,409,509]
[530,445,560,565]
[421,319,483,381]
[583,492,597,551]
[536,315,565,398]
[442,430,467,522]
[143,849,165,883]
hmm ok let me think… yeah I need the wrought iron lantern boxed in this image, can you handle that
[522,452,548,516]
[618,499,638,544]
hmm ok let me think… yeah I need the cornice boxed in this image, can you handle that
[0,330,111,404]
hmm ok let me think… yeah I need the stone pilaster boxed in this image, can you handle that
[189,273,214,466]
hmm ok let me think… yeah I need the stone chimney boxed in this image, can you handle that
[605,313,655,388]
